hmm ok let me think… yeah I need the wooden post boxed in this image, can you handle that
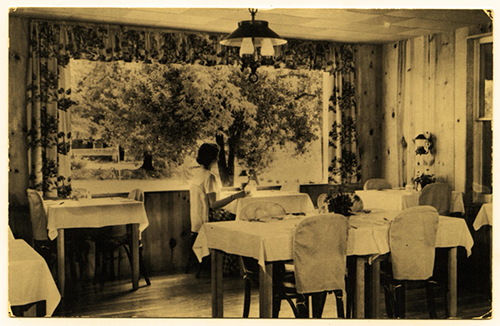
[371,259,381,318]
[448,247,458,317]
[57,229,65,297]
[131,223,139,290]
[259,262,273,318]
[355,257,365,318]
[211,249,223,317]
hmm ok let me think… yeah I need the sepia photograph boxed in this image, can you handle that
[5,0,495,322]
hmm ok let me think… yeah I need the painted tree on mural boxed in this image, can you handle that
[72,60,322,185]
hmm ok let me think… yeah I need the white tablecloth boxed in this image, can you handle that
[222,190,315,220]
[355,189,465,214]
[193,209,474,268]
[44,197,149,240]
[473,203,493,231]
[9,239,61,316]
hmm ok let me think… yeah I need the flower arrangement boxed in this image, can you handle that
[56,175,72,199]
[413,173,436,190]
[325,185,354,216]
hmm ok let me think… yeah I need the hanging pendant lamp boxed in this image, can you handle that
[220,9,287,83]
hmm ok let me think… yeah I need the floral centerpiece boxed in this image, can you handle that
[413,173,436,190]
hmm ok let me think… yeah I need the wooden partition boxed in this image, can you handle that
[141,190,191,273]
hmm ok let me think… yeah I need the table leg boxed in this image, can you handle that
[130,224,139,290]
[57,229,65,297]
[371,259,381,318]
[448,247,457,317]
[259,262,273,318]
[211,249,223,317]
[355,257,365,318]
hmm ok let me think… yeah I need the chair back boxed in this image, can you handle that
[189,184,209,233]
[27,189,49,241]
[363,178,392,190]
[418,182,452,215]
[128,188,144,202]
[239,201,286,221]
[293,213,348,294]
[316,193,328,212]
[390,206,439,280]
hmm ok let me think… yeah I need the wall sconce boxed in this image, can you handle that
[414,132,434,155]
[220,8,287,83]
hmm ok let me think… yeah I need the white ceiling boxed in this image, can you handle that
[9,7,492,44]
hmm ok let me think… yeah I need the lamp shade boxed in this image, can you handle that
[260,38,275,56]
[239,38,254,56]
[220,20,287,47]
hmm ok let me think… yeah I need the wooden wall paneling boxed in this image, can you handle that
[8,17,30,208]
[401,39,412,187]
[434,31,456,187]
[143,192,172,273]
[355,45,383,182]
[396,40,407,187]
[170,191,191,270]
[381,42,400,186]
[405,37,424,184]
[453,28,469,194]
[464,35,478,206]
[425,35,436,134]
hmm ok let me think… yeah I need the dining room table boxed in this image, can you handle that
[9,234,61,316]
[473,203,493,231]
[221,189,316,220]
[43,196,149,297]
[354,189,465,215]
[193,208,474,318]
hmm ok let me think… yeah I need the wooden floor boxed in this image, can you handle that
[52,267,492,319]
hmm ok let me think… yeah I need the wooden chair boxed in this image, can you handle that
[26,189,89,283]
[383,206,448,318]
[242,211,348,318]
[94,189,151,290]
[363,178,392,190]
[418,182,452,216]
[316,193,328,213]
[273,213,348,318]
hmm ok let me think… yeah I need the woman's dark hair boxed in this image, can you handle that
[196,143,220,169]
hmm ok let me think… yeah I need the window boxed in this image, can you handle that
[472,35,493,203]
[70,60,326,193]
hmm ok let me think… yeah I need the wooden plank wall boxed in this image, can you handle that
[379,30,470,191]
[355,45,384,184]
[380,42,401,188]
[142,191,191,273]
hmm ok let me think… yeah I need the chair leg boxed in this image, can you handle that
[334,290,345,318]
[394,282,406,318]
[383,284,396,318]
[272,292,282,318]
[123,244,151,286]
[185,232,199,274]
[138,247,151,285]
[311,292,327,318]
[425,281,438,319]
[295,295,309,318]
[243,278,252,318]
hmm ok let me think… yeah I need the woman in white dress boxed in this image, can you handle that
[187,142,245,276]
